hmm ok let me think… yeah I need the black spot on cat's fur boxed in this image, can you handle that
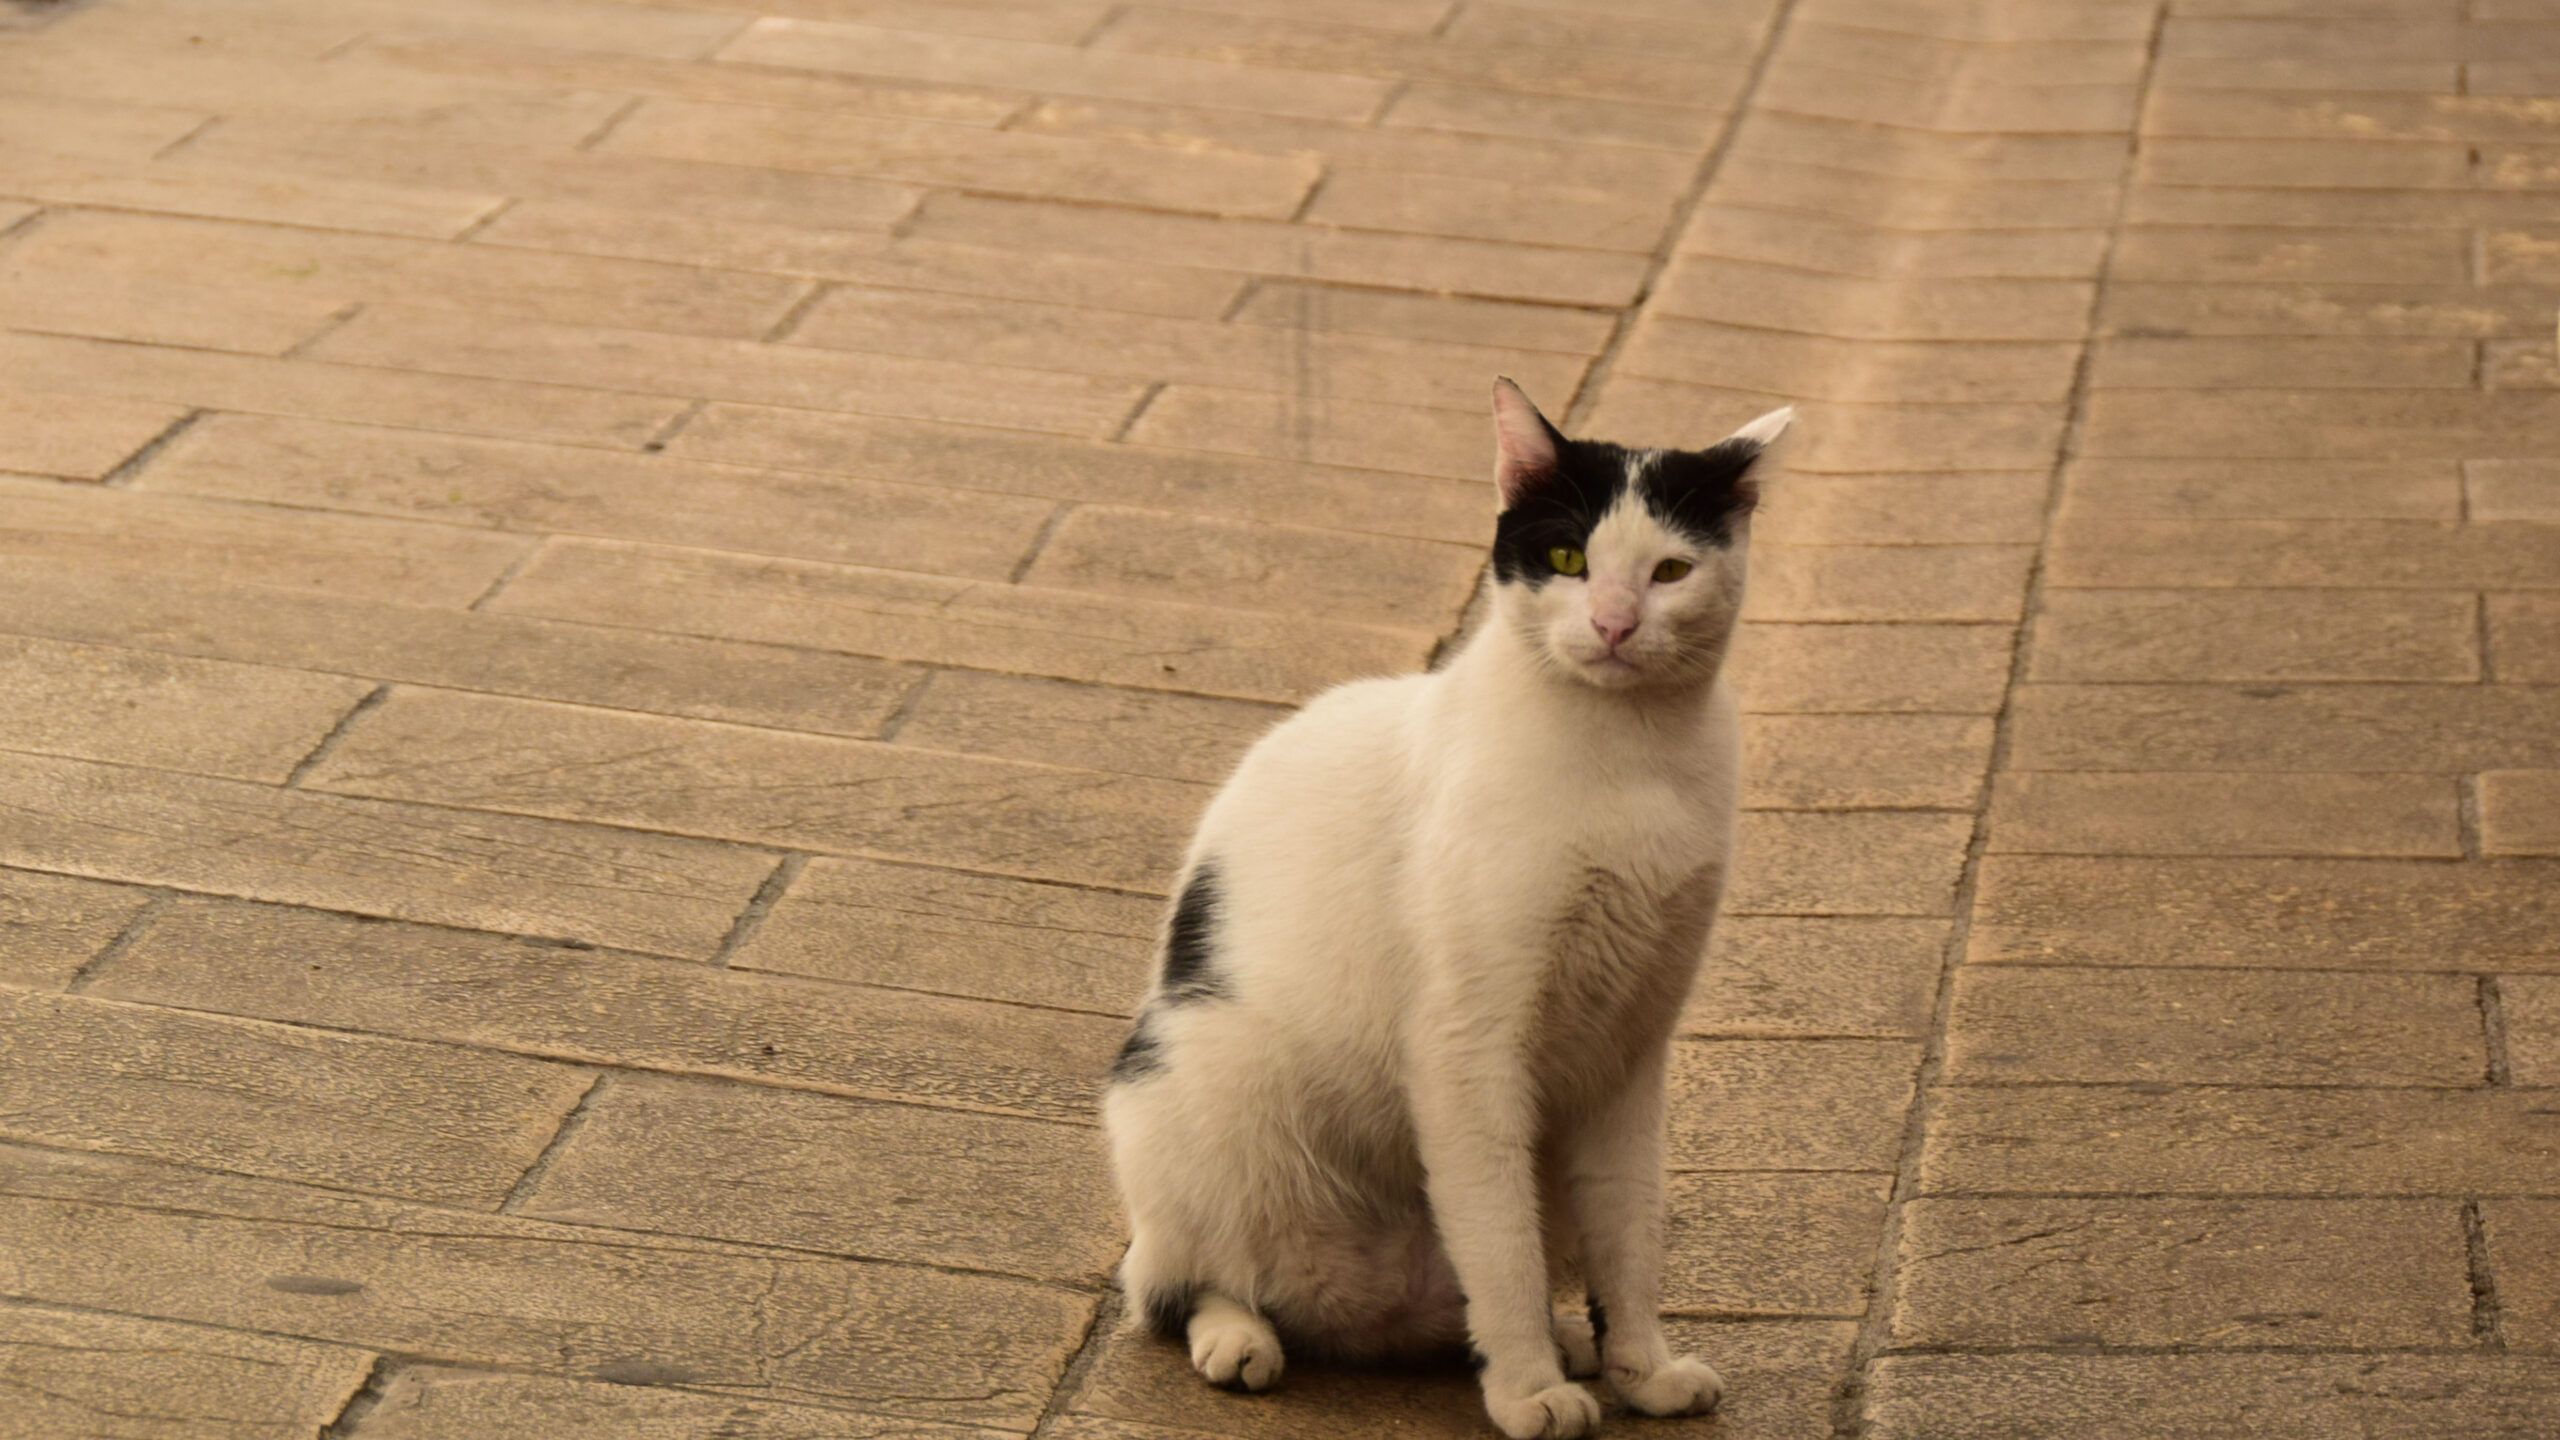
[1492,432,1761,588]
[1110,1008,1164,1082]
[1159,861,1229,1004]
[1141,1279,1197,1337]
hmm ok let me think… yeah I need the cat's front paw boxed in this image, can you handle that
[1485,1380,1602,1439]
[1610,1354,1722,1417]
[1189,1312,1284,1392]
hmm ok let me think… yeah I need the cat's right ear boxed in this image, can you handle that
[1492,377,1563,509]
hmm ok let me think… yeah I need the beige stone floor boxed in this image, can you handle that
[1,0,2557,1434]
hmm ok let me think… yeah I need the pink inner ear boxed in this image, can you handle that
[1492,378,1560,506]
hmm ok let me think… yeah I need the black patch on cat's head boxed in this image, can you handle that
[1158,862,1229,1004]
[1491,436,1763,588]
[1109,1009,1164,1082]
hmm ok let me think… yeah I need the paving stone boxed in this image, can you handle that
[0,555,917,740]
[587,0,1115,42]
[903,193,1650,307]
[0,988,589,1207]
[490,539,1430,706]
[359,33,1026,124]
[517,1073,1122,1285]
[1668,1039,1919,1171]
[1748,546,2037,623]
[1024,506,1479,630]
[1758,474,2049,546]
[2063,458,2464,521]
[1303,167,1675,251]
[2152,54,2463,92]
[2108,225,2471,283]
[2125,182,2560,228]
[669,403,1487,545]
[2483,226,2560,284]
[1662,1172,1886,1315]
[1754,63,2139,135]
[1096,7,1750,105]
[1728,623,2016,715]
[359,1365,1018,1440]
[1987,772,2462,858]
[787,285,1589,410]
[1685,916,1949,1040]
[1071,1318,1850,1440]
[2485,1200,2560,1349]
[1776,21,2146,85]
[2149,87,2560,144]
[0,749,772,957]
[0,478,533,608]
[2089,336,2475,389]
[1589,383,2069,474]
[1892,1197,2473,1348]
[2140,136,2471,189]
[2504,975,2560,1086]
[0,634,370,783]
[2482,771,2560,856]
[1918,1086,2560,1194]
[2048,517,2560,590]
[477,200,1245,320]
[1735,112,2131,183]
[2100,283,2556,339]
[307,306,1145,439]
[1016,97,1696,196]
[1946,967,2487,1086]
[2483,339,2560,392]
[0,867,148,991]
[180,119,929,235]
[1383,81,1734,149]
[1619,318,2080,404]
[0,264,340,358]
[12,210,811,339]
[731,855,1158,1015]
[2010,684,2560,772]
[303,688,1204,893]
[0,331,682,451]
[0,1302,375,1440]
[895,671,1282,785]
[2029,589,2482,682]
[716,16,1390,120]
[1866,1352,2560,1440]
[1729,809,1976,918]
[1123,385,1484,482]
[96,897,1124,1125]
[606,97,1316,219]
[145,413,1057,582]
[1443,3,1768,58]
[1744,714,1996,810]
[2490,595,2560,681]
[1651,259,2094,342]
[0,367,179,477]
[1679,205,2112,282]
[2470,460,2560,522]
[1231,281,1618,355]
[0,1144,1093,1430]
[1970,855,2560,971]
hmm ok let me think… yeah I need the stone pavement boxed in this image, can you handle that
[1,0,2557,1434]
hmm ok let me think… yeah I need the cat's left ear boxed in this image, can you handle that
[1728,405,1797,453]
[1491,376,1565,508]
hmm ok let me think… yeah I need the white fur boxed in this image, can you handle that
[1105,394,1781,1438]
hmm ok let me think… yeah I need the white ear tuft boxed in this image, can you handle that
[1491,376,1563,507]
[1730,405,1797,449]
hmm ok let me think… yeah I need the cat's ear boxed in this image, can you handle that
[1491,376,1564,508]
[1728,405,1797,452]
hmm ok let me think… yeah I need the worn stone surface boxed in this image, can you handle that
[1892,1197,2475,1348]
[2,2,2539,1434]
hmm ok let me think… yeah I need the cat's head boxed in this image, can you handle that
[1486,378,1789,693]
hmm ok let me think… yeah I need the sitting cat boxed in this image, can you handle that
[1104,379,1791,1440]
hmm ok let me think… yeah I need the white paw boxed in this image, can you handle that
[1189,1315,1284,1392]
[1486,1381,1602,1440]
[1611,1354,1722,1417]
[1552,1310,1601,1379]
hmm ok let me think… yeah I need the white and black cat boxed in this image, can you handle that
[1103,379,1791,1440]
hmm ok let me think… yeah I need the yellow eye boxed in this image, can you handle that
[1547,546,1586,576]
[1653,558,1694,583]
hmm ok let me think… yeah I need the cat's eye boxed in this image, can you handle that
[1547,546,1587,576]
[1653,558,1694,583]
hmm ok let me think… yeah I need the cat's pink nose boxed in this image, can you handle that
[1592,614,1639,650]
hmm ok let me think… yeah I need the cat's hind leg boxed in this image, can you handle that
[1187,1293,1286,1392]
[1552,1303,1601,1380]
